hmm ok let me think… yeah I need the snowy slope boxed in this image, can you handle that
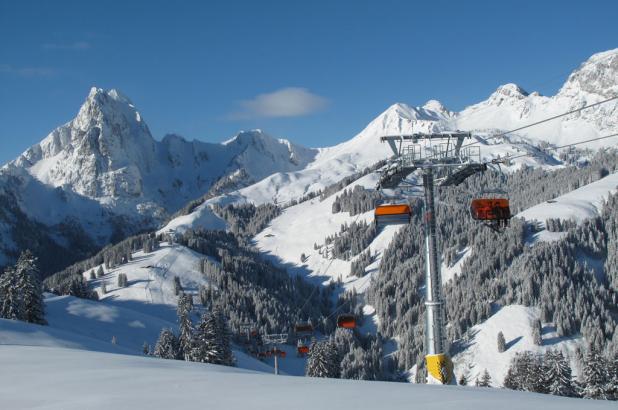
[86,242,208,317]
[451,305,586,386]
[518,170,618,227]
[1,241,280,374]
[253,171,403,319]
[1,345,611,410]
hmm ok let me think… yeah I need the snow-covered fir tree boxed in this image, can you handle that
[0,268,21,320]
[544,350,577,397]
[14,251,46,325]
[497,331,506,353]
[476,369,491,387]
[306,340,340,378]
[0,251,46,324]
[177,294,193,359]
[153,328,181,360]
[581,347,610,400]
[188,309,234,366]
[117,273,128,288]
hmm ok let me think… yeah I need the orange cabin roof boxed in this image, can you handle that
[470,198,511,220]
[337,314,357,329]
[374,204,411,216]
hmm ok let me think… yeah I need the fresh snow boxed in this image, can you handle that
[518,170,618,228]
[451,305,586,386]
[0,345,612,410]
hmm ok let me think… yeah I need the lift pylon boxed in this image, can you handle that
[378,132,484,384]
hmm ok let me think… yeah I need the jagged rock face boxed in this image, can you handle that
[8,88,315,212]
[559,49,618,98]
[14,88,156,199]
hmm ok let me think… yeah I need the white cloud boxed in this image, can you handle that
[0,64,56,77]
[230,87,328,119]
[42,41,91,51]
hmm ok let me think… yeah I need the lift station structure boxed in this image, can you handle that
[378,131,489,384]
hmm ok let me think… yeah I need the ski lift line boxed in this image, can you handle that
[297,210,365,315]
[324,272,374,321]
[489,95,618,140]
[498,132,618,163]
[297,258,332,314]
[442,95,618,157]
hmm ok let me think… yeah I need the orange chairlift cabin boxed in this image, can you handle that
[470,190,511,231]
[337,314,357,329]
[374,203,412,228]
[297,341,310,356]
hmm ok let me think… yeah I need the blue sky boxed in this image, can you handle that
[0,0,616,164]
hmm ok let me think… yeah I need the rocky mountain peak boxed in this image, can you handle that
[558,48,618,99]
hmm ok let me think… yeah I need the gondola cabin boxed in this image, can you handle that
[337,314,357,329]
[374,204,412,227]
[297,345,310,355]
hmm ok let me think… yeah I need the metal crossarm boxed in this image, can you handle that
[440,163,487,187]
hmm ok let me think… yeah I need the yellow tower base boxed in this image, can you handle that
[425,353,454,384]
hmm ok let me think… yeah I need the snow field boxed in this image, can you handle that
[1,345,612,410]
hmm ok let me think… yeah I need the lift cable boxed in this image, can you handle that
[494,132,618,164]
[440,95,618,157]
[324,271,374,321]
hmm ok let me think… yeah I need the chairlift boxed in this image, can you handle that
[337,314,357,329]
[294,322,314,336]
[470,190,511,231]
[297,341,310,356]
[374,204,412,228]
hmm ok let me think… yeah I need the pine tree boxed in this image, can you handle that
[188,310,234,366]
[177,294,193,358]
[89,270,95,280]
[142,341,150,356]
[503,363,520,390]
[607,352,618,401]
[100,281,107,295]
[458,372,468,386]
[15,251,46,324]
[497,331,506,353]
[0,268,21,320]
[153,328,181,360]
[306,340,340,378]
[476,369,491,387]
[117,273,128,288]
[582,347,609,400]
[546,350,576,397]
[213,308,234,366]
[173,276,183,296]
[532,319,543,346]
[96,266,104,278]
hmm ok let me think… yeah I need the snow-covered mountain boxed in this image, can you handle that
[456,49,618,146]
[0,88,315,272]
